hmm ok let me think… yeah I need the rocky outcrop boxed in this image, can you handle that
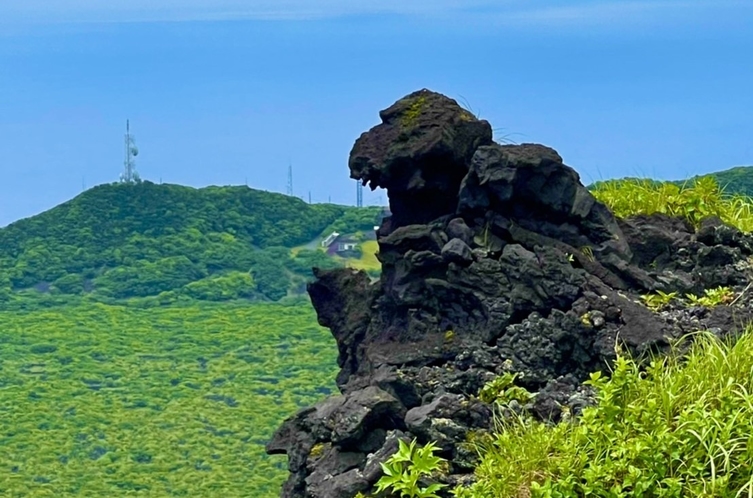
[267,89,753,497]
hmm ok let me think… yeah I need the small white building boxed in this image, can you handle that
[321,232,340,248]
[337,240,358,252]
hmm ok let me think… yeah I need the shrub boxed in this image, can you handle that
[183,272,256,301]
[53,273,85,294]
[365,439,448,498]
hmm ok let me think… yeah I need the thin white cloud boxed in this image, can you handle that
[0,0,749,25]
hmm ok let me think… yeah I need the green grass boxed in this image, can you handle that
[0,301,337,497]
[590,176,753,232]
[455,328,753,497]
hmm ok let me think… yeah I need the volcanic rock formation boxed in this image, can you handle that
[266,89,753,497]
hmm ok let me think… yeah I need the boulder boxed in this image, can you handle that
[350,89,493,227]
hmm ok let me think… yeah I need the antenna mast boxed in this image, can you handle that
[120,120,141,183]
[356,180,363,208]
[286,162,293,196]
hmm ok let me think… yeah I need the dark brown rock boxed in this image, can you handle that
[267,89,753,498]
[350,89,493,227]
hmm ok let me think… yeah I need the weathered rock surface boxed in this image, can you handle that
[267,89,753,497]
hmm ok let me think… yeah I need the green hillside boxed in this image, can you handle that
[0,181,382,306]
[672,165,753,197]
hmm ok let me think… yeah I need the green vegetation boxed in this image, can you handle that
[477,372,533,406]
[640,290,679,311]
[454,330,753,497]
[401,95,427,128]
[671,165,753,198]
[0,182,383,304]
[589,176,753,231]
[358,439,448,498]
[685,286,737,307]
[640,286,738,311]
[0,300,338,496]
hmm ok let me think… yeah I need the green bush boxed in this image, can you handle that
[94,256,206,298]
[248,250,290,301]
[0,300,338,496]
[53,273,85,294]
[287,249,343,275]
[183,272,256,301]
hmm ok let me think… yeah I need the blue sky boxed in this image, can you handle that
[1,1,752,227]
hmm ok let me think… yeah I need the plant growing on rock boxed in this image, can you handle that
[579,246,595,262]
[478,372,533,405]
[685,286,735,307]
[401,96,427,128]
[372,439,448,498]
[639,290,678,311]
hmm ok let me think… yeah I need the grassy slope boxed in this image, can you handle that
[0,301,337,497]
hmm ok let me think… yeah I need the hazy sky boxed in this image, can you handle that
[1,1,752,227]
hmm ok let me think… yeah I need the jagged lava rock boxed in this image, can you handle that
[267,89,753,497]
[349,88,493,226]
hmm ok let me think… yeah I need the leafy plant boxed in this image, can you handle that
[478,372,533,405]
[374,439,448,498]
[579,246,595,262]
[639,290,678,311]
[685,286,735,307]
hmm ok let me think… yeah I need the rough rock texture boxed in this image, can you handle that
[267,89,753,497]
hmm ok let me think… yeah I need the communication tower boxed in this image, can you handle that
[120,120,141,183]
[286,162,293,196]
[356,180,363,207]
